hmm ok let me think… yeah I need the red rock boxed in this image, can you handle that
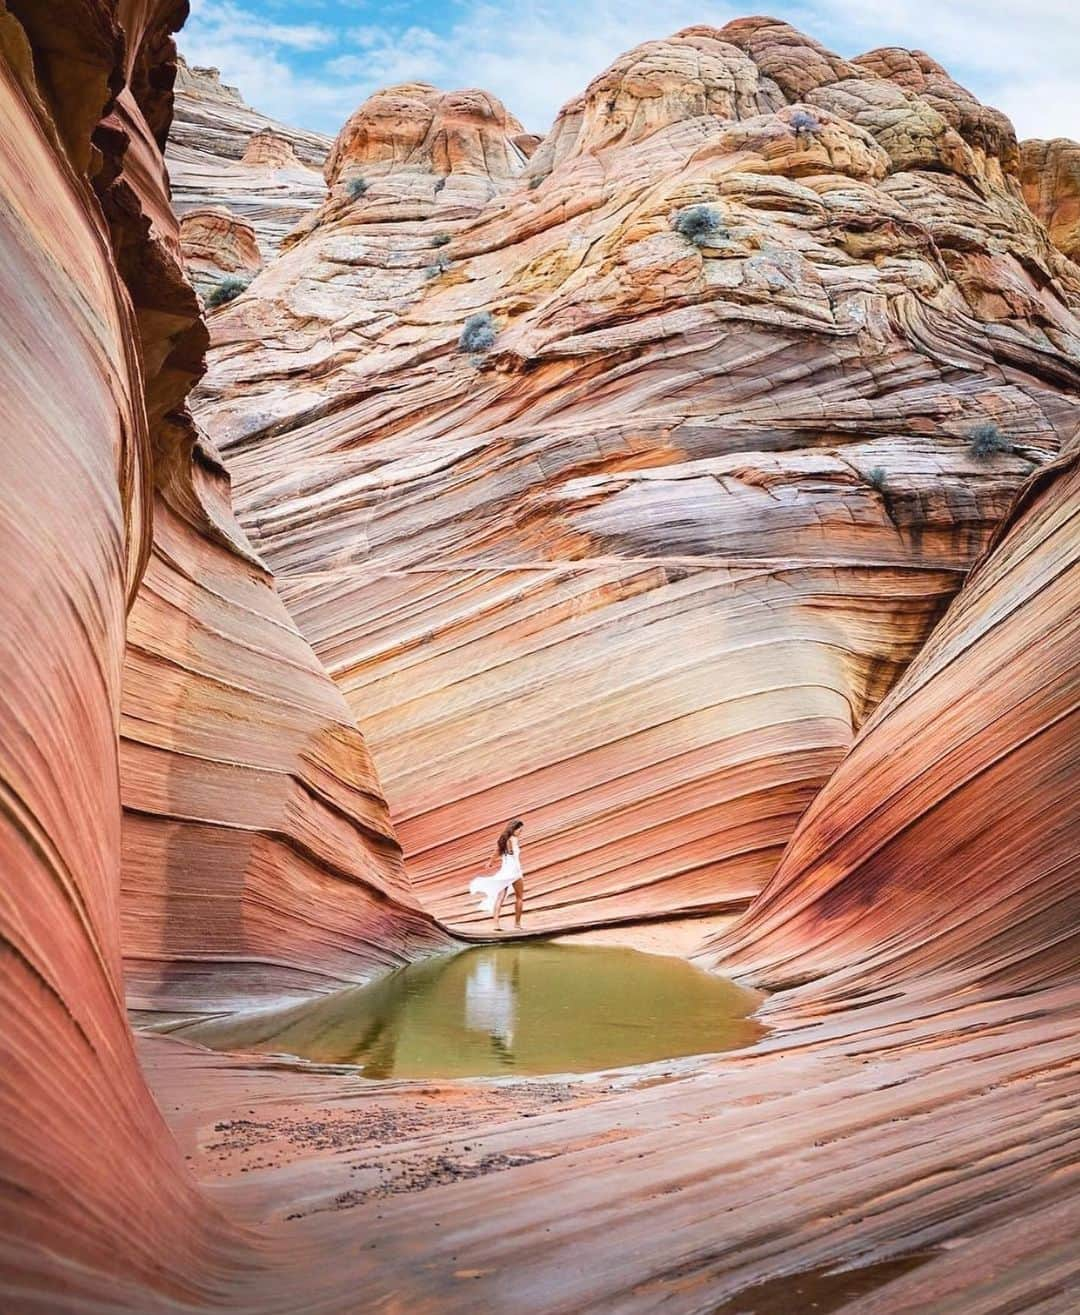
[700,446,1080,997]
[1020,136,1080,262]
[0,1,226,1300]
[0,4,446,1303]
[199,23,1080,935]
[179,205,262,294]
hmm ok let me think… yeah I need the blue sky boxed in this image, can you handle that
[180,0,1080,141]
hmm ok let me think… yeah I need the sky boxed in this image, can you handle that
[179,0,1080,142]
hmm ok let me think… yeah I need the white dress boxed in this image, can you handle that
[469,838,522,914]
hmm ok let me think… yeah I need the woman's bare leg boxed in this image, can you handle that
[513,879,524,928]
[492,887,506,931]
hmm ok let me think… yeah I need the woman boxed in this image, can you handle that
[468,819,525,931]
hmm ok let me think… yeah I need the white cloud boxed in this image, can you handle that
[178,0,1080,142]
[181,0,358,129]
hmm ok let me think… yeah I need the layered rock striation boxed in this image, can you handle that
[198,21,1080,933]
[0,2,446,1305]
[166,55,330,271]
[0,0,230,1301]
[120,419,450,1017]
[698,441,1079,999]
[178,205,262,294]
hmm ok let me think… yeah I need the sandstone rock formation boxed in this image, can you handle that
[2,9,1078,1315]
[120,420,450,1017]
[0,0,227,1299]
[699,443,1079,996]
[178,205,262,294]
[198,20,1080,934]
[167,55,330,263]
[1020,137,1080,262]
[0,3,445,1303]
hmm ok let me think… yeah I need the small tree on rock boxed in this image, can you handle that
[672,204,728,247]
[206,275,250,308]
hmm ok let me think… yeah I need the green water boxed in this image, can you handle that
[179,943,764,1079]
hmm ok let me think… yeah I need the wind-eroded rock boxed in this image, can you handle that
[179,205,262,293]
[0,0,228,1300]
[1020,136,1080,262]
[167,54,330,261]
[199,20,1080,934]
[0,1,445,1303]
[699,444,1079,996]
[121,420,451,1016]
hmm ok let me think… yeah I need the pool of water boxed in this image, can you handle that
[177,943,764,1079]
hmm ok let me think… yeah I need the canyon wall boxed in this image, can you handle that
[700,441,1079,1003]
[0,0,228,1302]
[122,62,450,1017]
[1021,137,1080,262]
[197,21,1080,934]
[0,2,446,1304]
[120,423,451,1016]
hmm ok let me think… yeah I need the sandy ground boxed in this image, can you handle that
[552,913,739,959]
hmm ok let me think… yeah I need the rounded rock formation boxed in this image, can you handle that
[179,205,262,294]
[197,22,1080,936]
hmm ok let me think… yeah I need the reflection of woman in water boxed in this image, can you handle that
[468,819,525,931]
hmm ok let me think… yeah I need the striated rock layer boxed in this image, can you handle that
[199,20,1080,933]
[179,205,262,295]
[120,421,451,1016]
[698,442,1079,998]
[0,1,446,1306]
[126,424,1079,1315]
[166,56,329,268]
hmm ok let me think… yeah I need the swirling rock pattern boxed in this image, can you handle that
[3,8,1078,1314]
[198,21,1080,934]
[0,2,445,1304]
[120,422,451,1016]
[167,55,330,262]
[0,0,230,1302]
[698,443,1080,998]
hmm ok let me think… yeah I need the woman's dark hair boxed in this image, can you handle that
[496,819,524,856]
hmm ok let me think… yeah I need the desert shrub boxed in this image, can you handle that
[528,174,544,190]
[866,466,887,492]
[458,311,497,353]
[969,421,1013,459]
[425,255,451,279]
[432,233,451,247]
[790,109,821,136]
[206,275,250,308]
[347,175,368,199]
[672,204,728,247]
[433,176,447,194]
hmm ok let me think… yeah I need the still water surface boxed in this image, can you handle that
[182,943,764,1079]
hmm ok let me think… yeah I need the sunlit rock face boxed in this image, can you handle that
[699,443,1080,1000]
[166,54,330,261]
[198,20,1080,934]
[1020,137,1080,262]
